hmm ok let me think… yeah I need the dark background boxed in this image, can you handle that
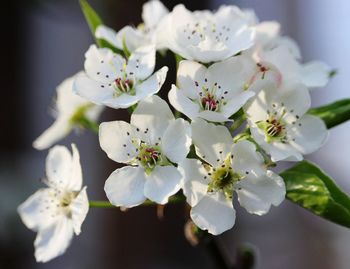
[1,0,350,268]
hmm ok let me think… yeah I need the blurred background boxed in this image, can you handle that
[1,0,349,268]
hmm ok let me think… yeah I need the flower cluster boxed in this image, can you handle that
[19,0,331,262]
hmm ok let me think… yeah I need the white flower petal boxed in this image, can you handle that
[86,104,105,122]
[104,166,147,208]
[179,159,210,207]
[116,26,148,52]
[84,45,123,83]
[261,45,300,83]
[197,110,232,122]
[17,188,59,231]
[56,72,89,115]
[250,126,303,162]
[73,72,115,106]
[45,145,72,189]
[191,192,235,235]
[191,118,233,166]
[189,44,230,64]
[245,83,311,124]
[33,117,70,151]
[177,60,206,99]
[70,186,89,235]
[207,55,256,98]
[168,85,200,120]
[34,217,74,263]
[127,45,156,80]
[161,118,191,163]
[289,114,328,155]
[301,61,331,88]
[144,166,182,204]
[99,120,138,163]
[135,66,168,99]
[103,92,141,109]
[254,21,280,45]
[142,0,169,29]
[68,144,83,191]
[275,83,311,124]
[236,170,285,215]
[242,8,259,25]
[155,12,172,49]
[244,90,270,123]
[34,73,103,150]
[220,91,255,118]
[131,95,174,144]
[223,27,255,59]
[247,64,282,94]
[165,4,254,63]
[231,140,265,176]
[74,71,138,109]
[95,25,121,49]
[268,36,301,60]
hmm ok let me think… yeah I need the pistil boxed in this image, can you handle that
[207,156,243,199]
[114,77,134,93]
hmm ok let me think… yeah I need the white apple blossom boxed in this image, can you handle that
[255,44,331,89]
[33,72,104,150]
[242,10,301,59]
[245,83,328,162]
[95,0,169,51]
[168,55,257,122]
[239,10,330,90]
[243,15,329,89]
[18,144,89,262]
[157,4,255,63]
[179,118,285,235]
[74,44,168,109]
[100,95,191,207]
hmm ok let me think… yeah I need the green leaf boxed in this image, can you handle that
[79,0,122,53]
[79,0,103,45]
[308,98,350,129]
[79,0,102,34]
[280,161,350,228]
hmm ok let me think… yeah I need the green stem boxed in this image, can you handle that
[229,115,246,132]
[174,110,182,119]
[79,117,99,134]
[127,104,137,115]
[175,53,183,70]
[89,194,186,208]
[89,200,115,208]
[204,237,232,269]
[229,109,246,132]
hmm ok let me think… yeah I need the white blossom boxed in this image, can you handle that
[100,95,191,206]
[74,45,168,109]
[179,118,285,235]
[158,4,255,63]
[255,44,331,89]
[168,55,256,122]
[33,72,103,150]
[18,144,89,262]
[245,83,328,162]
[95,0,169,51]
[242,12,331,90]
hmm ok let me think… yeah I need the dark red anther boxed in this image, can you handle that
[201,94,218,111]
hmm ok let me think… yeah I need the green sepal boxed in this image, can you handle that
[70,104,99,133]
[122,37,131,58]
